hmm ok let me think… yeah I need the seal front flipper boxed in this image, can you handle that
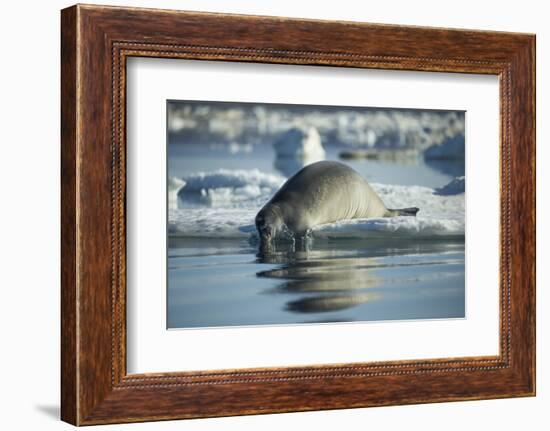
[387,207,419,217]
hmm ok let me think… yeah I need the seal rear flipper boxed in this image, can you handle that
[388,207,419,217]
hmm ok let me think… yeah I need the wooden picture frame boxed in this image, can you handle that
[61,4,535,425]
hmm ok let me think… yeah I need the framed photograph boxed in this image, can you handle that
[61,4,535,425]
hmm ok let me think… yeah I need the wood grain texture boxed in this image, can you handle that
[60,6,78,425]
[60,4,536,425]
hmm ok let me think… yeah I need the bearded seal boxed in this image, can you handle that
[255,161,418,241]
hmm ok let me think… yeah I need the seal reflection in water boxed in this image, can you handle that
[256,248,384,315]
[255,160,419,242]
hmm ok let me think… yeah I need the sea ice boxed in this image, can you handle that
[168,171,465,240]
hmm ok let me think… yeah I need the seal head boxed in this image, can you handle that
[255,205,284,242]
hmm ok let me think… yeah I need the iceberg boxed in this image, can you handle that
[171,169,285,207]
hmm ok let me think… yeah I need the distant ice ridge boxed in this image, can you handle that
[168,103,464,152]
[169,172,465,240]
[171,169,285,207]
[273,126,326,177]
[181,169,284,191]
[424,134,465,160]
[273,126,325,159]
[434,176,465,196]
[168,177,186,209]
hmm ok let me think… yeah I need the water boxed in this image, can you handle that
[167,143,465,329]
[169,142,459,189]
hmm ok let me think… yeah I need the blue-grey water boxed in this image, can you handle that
[167,143,465,329]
